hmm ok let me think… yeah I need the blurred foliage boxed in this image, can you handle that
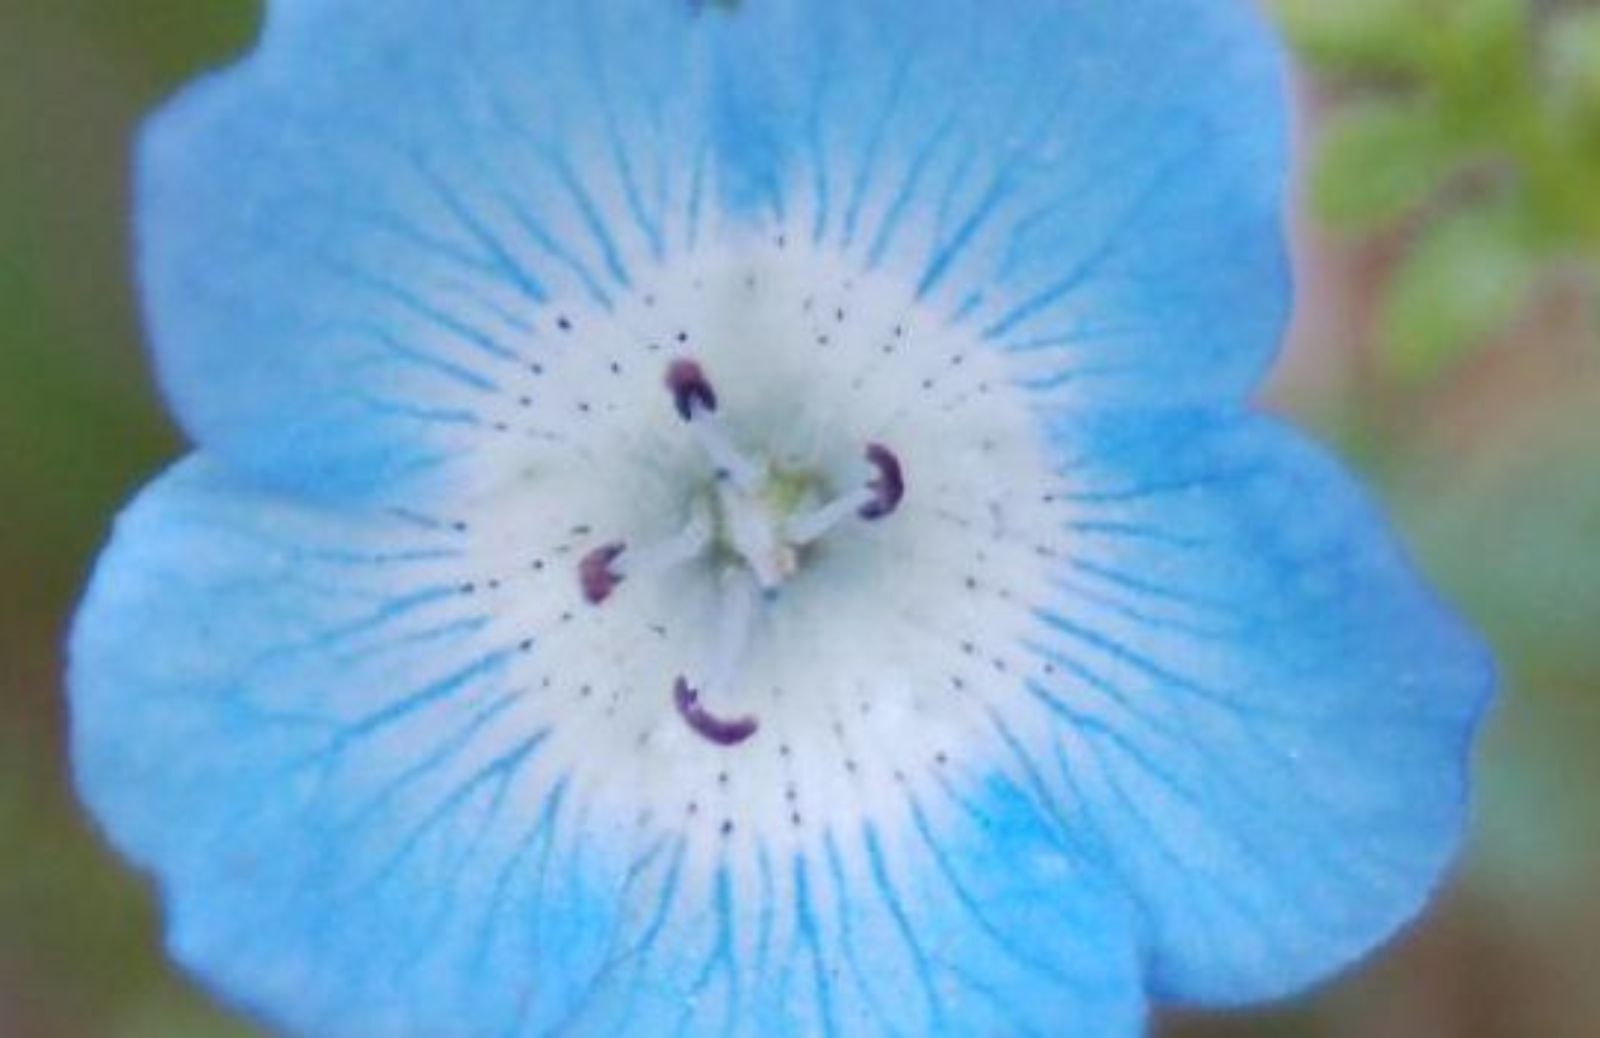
[2,4,263,1036]
[1405,398,1600,898]
[1273,0,1600,379]
[1,2,1597,1037]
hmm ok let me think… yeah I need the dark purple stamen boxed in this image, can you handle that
[673,677,759,746]
[666,359,717,421]
[859,443,905,520]
[579,542,626,604]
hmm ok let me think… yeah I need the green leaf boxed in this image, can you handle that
[1269,0,1431,74]
[1548,8,1600,122]
[1312,102,1459,231]
[1429,0,1529,123]
[1379,200,1539,380]
[56,0,259,93]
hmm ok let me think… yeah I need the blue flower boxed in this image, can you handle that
[70,1,1493,1035]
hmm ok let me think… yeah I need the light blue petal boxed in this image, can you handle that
[1028,411,1493,1003]
[71,458,1145,1037]
[139,0,1287,501]
[562,776,1146,1037]
[139,0,711,500]
[70,458,639,1036]
[704,0,1290,400]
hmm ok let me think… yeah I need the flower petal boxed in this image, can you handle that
[70,458,1146,1036]
[560,777,1146,1037]
[71,458,640,1035]
[704,0,1291,403]
[139,0,712,501]
[1027,411,1493,1003]
[139,0,1287,501]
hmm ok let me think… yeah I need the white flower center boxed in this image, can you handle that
[720,478,800,590]
[577,353,910,748]
[449,236,1069,865]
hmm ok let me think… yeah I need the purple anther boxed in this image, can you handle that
[673,677,759,746]
[859,443,905,521]
[665,359,717,421]
[579,542,627,605]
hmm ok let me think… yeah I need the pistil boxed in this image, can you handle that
[576,358,911,749]
[673,678,759,747]
[673,571,762,746]
[666,359,765,492]
[578,506,712,605]
[785,443,906,545]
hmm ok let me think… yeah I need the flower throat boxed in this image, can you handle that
[578,357,905,746]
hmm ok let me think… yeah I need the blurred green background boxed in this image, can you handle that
[1,1,1596,1035]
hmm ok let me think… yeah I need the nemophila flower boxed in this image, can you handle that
[69,1,1492,1035]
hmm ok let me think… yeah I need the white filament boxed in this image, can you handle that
[783,487,876,546]
[687,409,766,492]
[700,570,764,709]
[615,505,714,581]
